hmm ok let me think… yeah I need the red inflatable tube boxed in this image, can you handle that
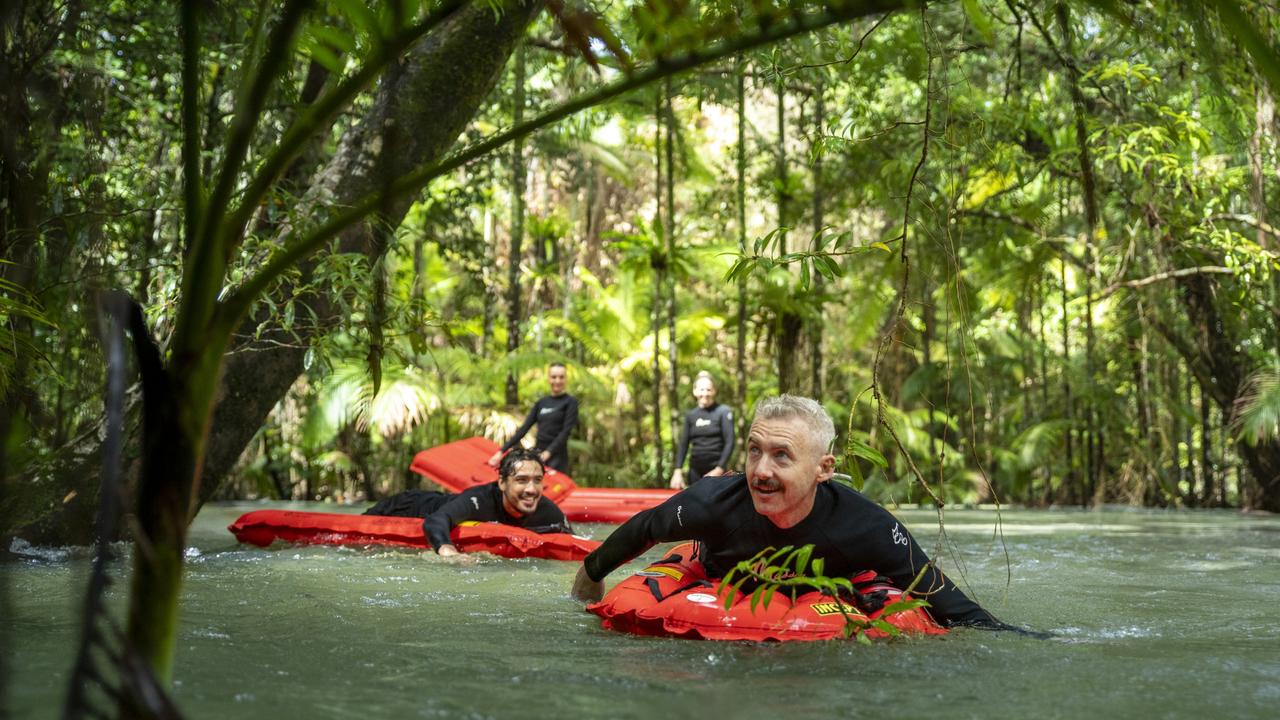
[409,437,576,503]
[587,543,947,641]
[228,509,599,561]
[557,487,677,524]
[409,437,676,523]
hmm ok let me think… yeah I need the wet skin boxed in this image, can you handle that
[745,416,836,529]
[499,459,545,516]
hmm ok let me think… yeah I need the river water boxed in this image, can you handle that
[5,503,1278,719]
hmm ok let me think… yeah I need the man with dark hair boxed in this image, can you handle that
[572,394,1014,630]
[366,448,572,556]
[487,362,579,473]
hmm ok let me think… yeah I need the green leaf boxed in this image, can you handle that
[961,0,995,45]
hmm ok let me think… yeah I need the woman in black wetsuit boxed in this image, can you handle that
[670,372,735,489]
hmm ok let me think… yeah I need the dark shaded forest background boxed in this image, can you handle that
[4,0,1280,554]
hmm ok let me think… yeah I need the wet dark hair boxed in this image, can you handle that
[499,447,545,480]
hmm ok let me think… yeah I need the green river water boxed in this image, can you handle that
[4,502,1278,719]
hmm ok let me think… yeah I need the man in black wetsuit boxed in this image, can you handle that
[671,371,735,489]
[572,394,1007,629]
[365,449,572,556]
[487,362,579,473]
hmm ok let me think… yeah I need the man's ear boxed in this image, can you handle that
[816,454,836,482]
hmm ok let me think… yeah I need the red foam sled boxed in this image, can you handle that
[228,509,599,561]
[588,543,947,642]
[410,437,577,503]
[558,488,678,524]
[410,437,677,524]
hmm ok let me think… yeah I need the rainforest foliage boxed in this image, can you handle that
[4,0,1280,551]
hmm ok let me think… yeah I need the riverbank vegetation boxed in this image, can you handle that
[3,0,1279,710]
[4,0,1280,547]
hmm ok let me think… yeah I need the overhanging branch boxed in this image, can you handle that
[220,0,912,325]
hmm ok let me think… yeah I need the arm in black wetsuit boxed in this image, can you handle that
[849,513,1002,629]
[500,401,541,454]
[423,485,574,551]
[422,487,493,551]
[541,396,578,456]
[715,407,735,469]
[582,491,715,582]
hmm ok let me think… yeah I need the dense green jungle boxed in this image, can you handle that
[1,0,1279,713]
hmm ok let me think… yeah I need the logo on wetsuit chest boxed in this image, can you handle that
[695,418,712,427]
[540,407,557,415]
[891,523,908,547]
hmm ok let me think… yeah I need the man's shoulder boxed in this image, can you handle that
[688,472,748,501]
[821,482,898,531]
[460,482,500,499]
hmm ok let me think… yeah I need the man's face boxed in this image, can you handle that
[745,415,835,528]
[692,378,716,408]
[548,366,567,396]
[498,460,544,516]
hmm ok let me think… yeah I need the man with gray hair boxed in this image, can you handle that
[572,394,1009,630]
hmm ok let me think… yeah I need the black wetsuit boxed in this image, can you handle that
[673,403,735,483]
[364,483,572,551]
[583,474,1000,628]
[500,393,579,472]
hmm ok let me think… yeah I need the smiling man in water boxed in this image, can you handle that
[366,448,572,556]
[572,394,1011,630]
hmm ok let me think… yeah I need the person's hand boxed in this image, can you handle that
[539,450,551,462]
[571,564,605,603]
[705,466,726,477]
[486,452,502,468]
[669,469,686,490]
[436,544,460,557]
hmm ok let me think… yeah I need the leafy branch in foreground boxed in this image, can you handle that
[720,544,930,644]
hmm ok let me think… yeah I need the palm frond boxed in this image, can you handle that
[1232,362,1280,445]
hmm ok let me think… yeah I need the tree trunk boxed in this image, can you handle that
[665,78,680,447]
[652,89,665,486]
[1199,380,1214,506]
[1058,0,1104,501]
[1060,257,1077,504]
[19,3,543,548]
[505,40,527,406]
[773,75,801,393]
[809,77,825,398]
[735,54,748,421]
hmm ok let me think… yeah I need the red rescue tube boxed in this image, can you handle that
[557,487,677,524]
[587,543,946,641]
[228,509,599,561]
[409,437,576,503]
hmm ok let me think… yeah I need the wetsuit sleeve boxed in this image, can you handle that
[500,401,540,453]
[856,518,1000,628]
[542,396,578,456]
[421,488,493,550]
[583,491,715,582]
[674,411,692,469]
[716,407,735,469]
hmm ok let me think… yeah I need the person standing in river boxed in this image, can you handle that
[487,362,579,473]
[670,371,735,489]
